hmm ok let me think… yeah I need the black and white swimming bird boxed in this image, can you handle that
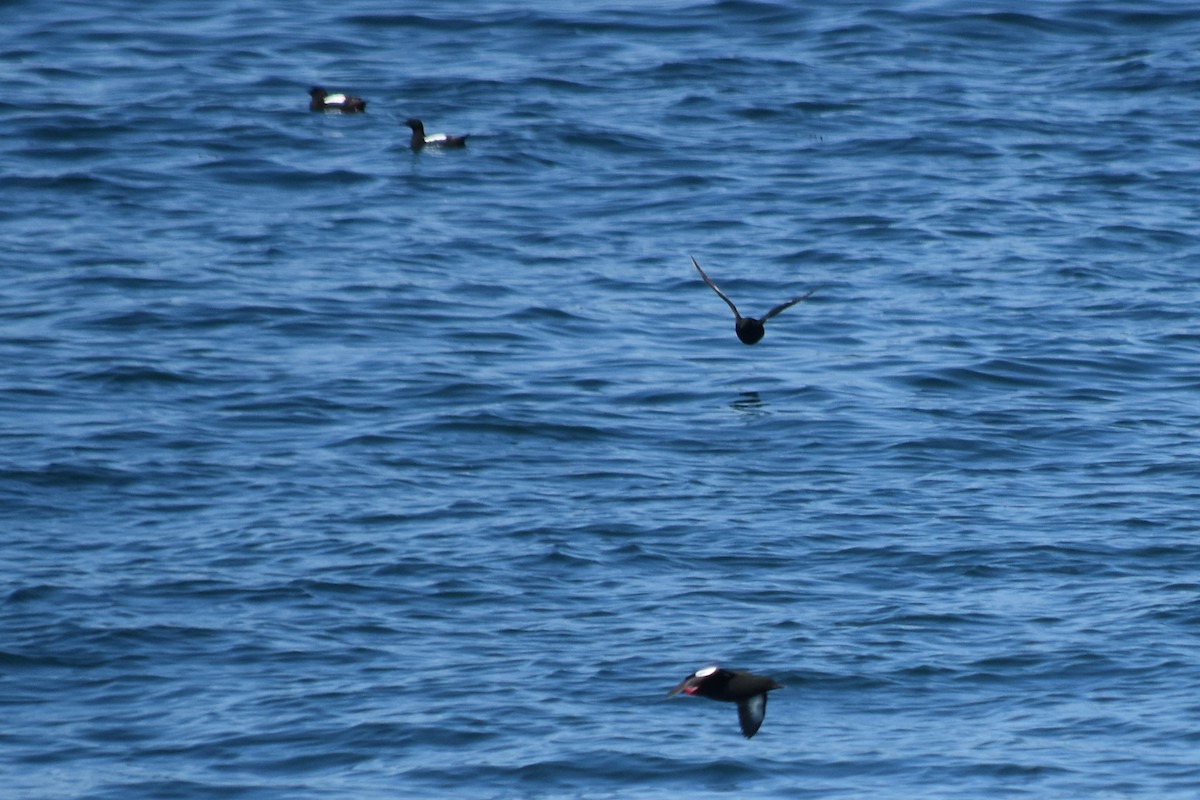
[691,256,814,345]
[668,665,783,738]
[404,118,468,150]
[308,87,366,113]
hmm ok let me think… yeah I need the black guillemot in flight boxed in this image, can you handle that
[668,665,783,738]
[691,256,814,345]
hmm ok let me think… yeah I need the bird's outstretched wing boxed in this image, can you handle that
[761,289,815,322]
[691,256,742,320]
[737,693,768,739]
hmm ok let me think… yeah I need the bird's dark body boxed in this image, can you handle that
[683,669,779,703]
[735,318,766,345]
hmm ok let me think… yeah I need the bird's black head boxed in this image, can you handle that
[735,318,766,345]
[404,118,423,132]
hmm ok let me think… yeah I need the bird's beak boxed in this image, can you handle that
[667,677,693,697]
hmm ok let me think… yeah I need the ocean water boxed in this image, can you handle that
[3,1,1200,797]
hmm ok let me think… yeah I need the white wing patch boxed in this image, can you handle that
[323,93,347,105]
[695,665,719,677]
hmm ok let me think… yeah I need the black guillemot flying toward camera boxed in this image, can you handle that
[404,118,468,150]
[668,665,783,738]
[691,256,814,345]
[308,87,366,113]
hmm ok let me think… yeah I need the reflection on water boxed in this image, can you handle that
[731,390,765,413]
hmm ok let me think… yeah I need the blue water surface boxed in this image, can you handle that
[3,1,1200,798]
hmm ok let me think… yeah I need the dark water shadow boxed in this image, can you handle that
[730,390,767,414]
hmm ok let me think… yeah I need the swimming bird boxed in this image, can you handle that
[691,256,814,345]
[309,87,367,113]
[404,118,468,150]
[668,665,783,739]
